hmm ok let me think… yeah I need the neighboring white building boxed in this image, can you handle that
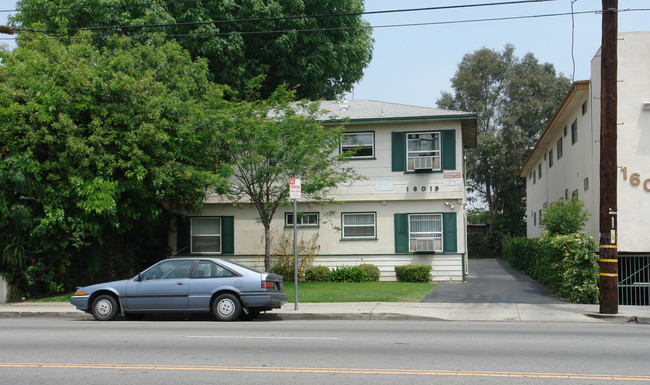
[521,31,650,298]
[170,100,477,281]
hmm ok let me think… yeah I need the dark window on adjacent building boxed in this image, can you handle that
[549,149,554,168]
[582,101,588,115]
[538,164,542,179]
[571,119,578,145]
[557,138,563,159]
[584,177,589,191]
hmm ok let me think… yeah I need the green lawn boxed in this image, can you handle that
[29,282,435,303]
[283,281,436,303]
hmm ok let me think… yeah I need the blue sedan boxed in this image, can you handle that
[70,258,287,321]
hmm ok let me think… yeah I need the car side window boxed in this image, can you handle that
[142,260,193,280]
[193,261,236,278]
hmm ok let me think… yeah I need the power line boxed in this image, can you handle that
[5,0,559,37]
[5,9,647,42]
[1,0,555,15]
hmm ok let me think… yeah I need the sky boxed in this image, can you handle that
[1,0,649,108]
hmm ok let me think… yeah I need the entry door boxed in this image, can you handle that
[125,259,194,310]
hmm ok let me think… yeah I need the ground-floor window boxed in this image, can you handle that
[408,214,443,252]
[342,212,377,239]
[191,217,221,254]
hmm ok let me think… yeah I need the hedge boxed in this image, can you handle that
[394,265,432,283]
[503,233,598,303]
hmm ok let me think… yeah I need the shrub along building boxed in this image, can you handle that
[520,30,650,304]
[170,99,477,281]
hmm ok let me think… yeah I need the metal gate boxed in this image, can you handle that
[618,255,650,306]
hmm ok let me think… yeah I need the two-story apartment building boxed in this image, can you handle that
[170,99,477,281]
[521,31,650,304]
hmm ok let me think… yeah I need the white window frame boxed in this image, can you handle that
[408,214,443,252]
[285,212,319,227]
[406,132,441,172]
[342,212,377,239]
[191,217,221,254]
[341,132,374,159]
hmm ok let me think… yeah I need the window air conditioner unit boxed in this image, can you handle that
[413,156,433,171]
[412,239,435,252]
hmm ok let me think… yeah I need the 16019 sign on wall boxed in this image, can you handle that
[621,167,650,192]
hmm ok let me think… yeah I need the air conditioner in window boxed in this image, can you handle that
[411,239,435,252]
[412,156,433,170]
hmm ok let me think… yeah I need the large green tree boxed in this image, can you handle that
[437,44,570,237]
[0,34,227,296]
[207,85,360,271]
[13,0,374,100]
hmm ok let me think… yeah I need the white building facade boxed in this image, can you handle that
[521,30,650,256]
[170,100,477,281]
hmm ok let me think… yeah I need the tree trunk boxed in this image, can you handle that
[263,222,271,272]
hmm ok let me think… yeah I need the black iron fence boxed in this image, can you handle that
[618,254,650,306]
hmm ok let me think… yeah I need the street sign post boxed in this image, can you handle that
[289,179,301,310]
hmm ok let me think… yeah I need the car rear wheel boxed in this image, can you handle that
[212,294,241,321]
[91,294,119,321]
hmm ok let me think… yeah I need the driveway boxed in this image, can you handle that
[421,258,564,304]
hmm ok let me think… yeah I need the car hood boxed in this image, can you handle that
[77,278,132,295]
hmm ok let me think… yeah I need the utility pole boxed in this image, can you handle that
[599,0,618,314]
[0,25,15,35]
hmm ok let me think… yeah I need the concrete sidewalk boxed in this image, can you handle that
[1,301,650,323]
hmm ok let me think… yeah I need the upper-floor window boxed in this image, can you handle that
[406,132,440,172]
[285,212,319,227]
[549,149,554,168]
[538,164,542,179]
[341,132,374,159]
[571,119,578,145]
[557,138,563,159]
[342,212,376,239]
[191,217,221,254]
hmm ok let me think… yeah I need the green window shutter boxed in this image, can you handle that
[391,132,405,172]
[176,216,189,255]
[394,214,409,253]
[441,130,456,170]
[222,216,235,255]
[443,212,457,252]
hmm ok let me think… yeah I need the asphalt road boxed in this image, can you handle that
[2,318,650,384]
[422,258,564,304]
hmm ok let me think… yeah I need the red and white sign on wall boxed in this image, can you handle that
[443,172,462,186]
[289,178,302,199]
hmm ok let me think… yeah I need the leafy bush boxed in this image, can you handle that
[305,265,331,282]
[394,265,432,283]
[270,264,294,282]
[358,264,380,281]
[330,266,366,282]
[540,198,591,235]
[502,233,598,303]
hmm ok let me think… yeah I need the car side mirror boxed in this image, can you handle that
[136,273,143,282]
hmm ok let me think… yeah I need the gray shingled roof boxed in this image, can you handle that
[317,99,473,121]
[316,99,477,148]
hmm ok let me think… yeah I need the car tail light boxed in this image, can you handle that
[261,281,275,289]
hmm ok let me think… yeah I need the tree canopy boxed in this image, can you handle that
[437,44,570,237]
[0,34,227,295]
[13,0,374,100]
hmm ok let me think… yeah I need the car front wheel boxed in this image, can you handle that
[91,294,119,321]
[212,294,242,321]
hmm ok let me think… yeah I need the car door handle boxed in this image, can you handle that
[177,281,184,285]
